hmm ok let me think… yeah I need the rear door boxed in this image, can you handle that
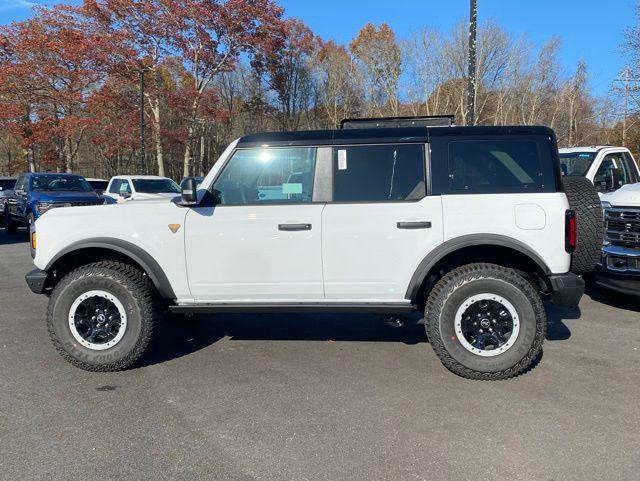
[321,143,444,300]
[185,146,325,301]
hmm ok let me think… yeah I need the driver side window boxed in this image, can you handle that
[212,147,317,205]
[594,153,639,192]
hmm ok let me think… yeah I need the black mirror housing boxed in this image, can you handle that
[181,177,198,205]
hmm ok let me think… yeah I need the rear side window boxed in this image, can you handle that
[333,144,425,202]
[449,140,543,192]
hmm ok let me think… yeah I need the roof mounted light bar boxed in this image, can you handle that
[339,115,455,130]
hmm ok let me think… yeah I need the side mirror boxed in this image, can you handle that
[181,177,198,205]
[15,189,25,196]
[119,191,131,199]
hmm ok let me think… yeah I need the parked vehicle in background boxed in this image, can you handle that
[26,119,603,380]
[558,146,640,195]
[86,178,109,195]
[598,184,640,297]
[104,175,181,203]
[0,176,17,224]
[559,146,640,298]
[4,173,104,234]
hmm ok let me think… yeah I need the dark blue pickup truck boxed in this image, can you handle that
[4,173,105,234]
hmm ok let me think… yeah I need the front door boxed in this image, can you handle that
[185,146,324,301]
[321,143,444,300]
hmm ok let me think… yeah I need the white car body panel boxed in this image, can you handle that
[600,182,640,207]
[33,200,192,302]
[321,198,444,299]
[442,193,571,274]
[185,204,325,301]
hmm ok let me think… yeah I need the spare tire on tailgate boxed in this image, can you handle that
[562,176,603,275]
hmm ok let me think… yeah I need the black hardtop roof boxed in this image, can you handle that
[236,125,555,148]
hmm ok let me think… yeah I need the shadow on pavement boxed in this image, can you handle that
[142,305,571,367]
[142,312,427,367]
[544,303,578,341]
[585,281,640,313]
[0,228,29,245]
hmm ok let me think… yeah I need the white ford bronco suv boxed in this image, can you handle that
[25,118,603,380]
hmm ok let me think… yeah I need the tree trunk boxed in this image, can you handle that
[183,97,200,178]
[150,97,165,177]
[64,137,73,173]
[199,132,206,177]
[24,147,35,173]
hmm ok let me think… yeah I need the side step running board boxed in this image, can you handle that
[170,303,417,314]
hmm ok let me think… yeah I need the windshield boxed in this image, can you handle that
[132,178,180,194]
[88,180,109,190]
[0,179,16,191]
[31,175,93,192]
[559,152,597,177]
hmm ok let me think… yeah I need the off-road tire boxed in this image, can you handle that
[47,261,159,371]
[425,263,546,380]
[4,207,17,234]
[563,176,603,275]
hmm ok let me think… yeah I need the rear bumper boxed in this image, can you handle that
[548,273,585,307]
[25,268,48,294]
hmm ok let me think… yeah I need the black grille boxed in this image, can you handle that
[605,208,640,246]
[69,201,103,207]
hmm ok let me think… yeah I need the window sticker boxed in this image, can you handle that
[282,183,303,194]
[338,149,347,170]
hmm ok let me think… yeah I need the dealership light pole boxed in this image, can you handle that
[466,0,477,126]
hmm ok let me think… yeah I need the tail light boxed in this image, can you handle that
[565,210,576,253]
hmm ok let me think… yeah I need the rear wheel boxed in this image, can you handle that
[425,263,546,380]
[47,261,159,371]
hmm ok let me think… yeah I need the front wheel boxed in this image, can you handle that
[425,263,546,380]
[47,261,159,371]
[4,207,17,234]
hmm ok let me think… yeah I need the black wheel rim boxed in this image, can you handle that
[73,295,122,346]
[456,295,519,356]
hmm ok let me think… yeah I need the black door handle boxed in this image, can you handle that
[397,221,431,229]
[278,223,312,231]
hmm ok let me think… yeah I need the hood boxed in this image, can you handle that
[600,182,640,207]
[30,190,100,202]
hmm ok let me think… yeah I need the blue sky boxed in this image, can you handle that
[1,0,637,96]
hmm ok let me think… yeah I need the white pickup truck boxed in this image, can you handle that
[559,146,640,297]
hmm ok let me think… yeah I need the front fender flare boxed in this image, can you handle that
[46,237,176,300]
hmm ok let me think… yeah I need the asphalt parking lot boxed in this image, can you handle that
[0,228,638,481]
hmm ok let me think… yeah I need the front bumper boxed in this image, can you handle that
[547,273,585,307]
[25,268,48,294]
[596,245,640,297]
